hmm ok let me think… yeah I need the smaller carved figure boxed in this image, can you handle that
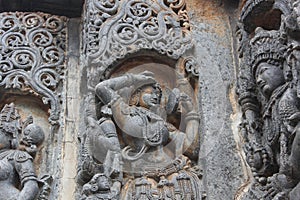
[77,105,122,186]
[81,173,121,200]
[0,103,40,200]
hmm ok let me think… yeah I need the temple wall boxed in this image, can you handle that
[0,0,279,200]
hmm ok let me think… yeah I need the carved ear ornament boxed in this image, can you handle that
[250,27,287,76]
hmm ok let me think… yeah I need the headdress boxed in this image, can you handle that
[0,103,21,135]
[250,27,287,76]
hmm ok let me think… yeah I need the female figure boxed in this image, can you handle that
[95,71,202,199]
[0,103,39,200]
[95,71,199,163]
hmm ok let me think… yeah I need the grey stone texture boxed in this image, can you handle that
[0,0,255,200]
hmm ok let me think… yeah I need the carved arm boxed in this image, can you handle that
[95,71,156,105]
[18,180,39,200]
[14,151,39,200]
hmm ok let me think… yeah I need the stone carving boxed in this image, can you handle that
[81,173,121,200]
[0,103,48,200]
[78,70,203,199]
[0,12,67,124]
[80,0,204,198]
[237,0,300,199]
[83,0,193,85]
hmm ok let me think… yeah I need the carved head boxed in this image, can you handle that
[255,62,285,98]
[22,124,45,147]
[130,83,162,109]
[89,173,111,192]
[250,27,288,98]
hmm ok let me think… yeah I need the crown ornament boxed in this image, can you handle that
[250,27,287,76]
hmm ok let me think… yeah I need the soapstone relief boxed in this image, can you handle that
[78,66,204,199]
[79,0,204,199]
[237,0,300,199]
[0,12,67,124]
[0,103,50,200]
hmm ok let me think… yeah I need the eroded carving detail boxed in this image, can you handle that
[0,103,50,200]
[0,12,67,124]
[81,0,202,198]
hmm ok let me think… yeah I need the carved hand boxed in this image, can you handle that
[179,93,194,113]
[82,157,96,176]
[131,71,156,86]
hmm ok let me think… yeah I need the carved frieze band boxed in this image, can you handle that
[0,12,67,124]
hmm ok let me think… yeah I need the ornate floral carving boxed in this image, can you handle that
[83,0,193,84]
[0,12,67,124]
[182,56,200,78]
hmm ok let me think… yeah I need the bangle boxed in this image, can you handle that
[125,73,134,85]
[185,111,200,123]
[177,78,189,87]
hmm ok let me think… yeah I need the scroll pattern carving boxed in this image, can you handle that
[84,0,193,82]
[0,12,67,124]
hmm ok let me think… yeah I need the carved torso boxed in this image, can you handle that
[112,97,170,150]
[0,149,36,200]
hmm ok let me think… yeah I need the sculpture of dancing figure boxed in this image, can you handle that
[94,71,201,199]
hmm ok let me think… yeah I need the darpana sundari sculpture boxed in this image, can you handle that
[78,0,204,199]
[236,0,300,199]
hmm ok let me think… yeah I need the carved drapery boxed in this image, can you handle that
[0,12,67,124]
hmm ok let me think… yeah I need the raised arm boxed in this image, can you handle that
[180,93,200,160]
[95,71,156,105]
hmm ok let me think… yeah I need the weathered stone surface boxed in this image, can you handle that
[236,0,300,199]
[0,0,282,200]
[188,1,244,199]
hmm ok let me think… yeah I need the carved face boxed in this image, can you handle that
[255,62,285,98]
[139,85,161,109]
[22,124,45,146]
[97,176,111,191]
[293,1,300,24]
